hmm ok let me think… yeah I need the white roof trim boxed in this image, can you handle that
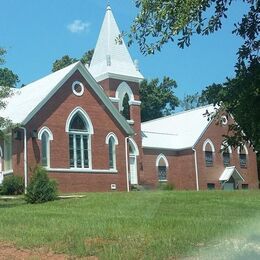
[219,166,245,182]
[22,62,80,125]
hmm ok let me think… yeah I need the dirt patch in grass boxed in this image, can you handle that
[0,241,98,260]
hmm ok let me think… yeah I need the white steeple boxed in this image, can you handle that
[89,5,144,82]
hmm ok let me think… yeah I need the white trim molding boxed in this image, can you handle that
[72,81,84,96]
[237,145,249,155]
[109,97,120,103]
[65,106,94,134]
[116,82,135,111]
[221,142,232,154]
[202,138,215,152]
[129,100,141,106]
[38,126,54,140]
[128,137,139,156]
[156,154,169,167]
[105,132,119,145]
[47,167,118,173]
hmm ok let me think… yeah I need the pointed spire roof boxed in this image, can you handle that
[89,5,144,82]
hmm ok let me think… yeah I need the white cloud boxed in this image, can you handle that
[67,20,90,33]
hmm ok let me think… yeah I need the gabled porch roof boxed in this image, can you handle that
[219,166,245,182]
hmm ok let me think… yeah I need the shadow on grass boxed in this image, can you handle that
[0,199,26,208]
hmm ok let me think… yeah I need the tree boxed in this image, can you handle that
[121,94,130,120]
[180,92,206,111]
[52,55,78,72]
[52,49,94,72]
[128,0,259,150]
[202,60,260,151]
[81,49,94,65]
[0,48,19,135]
[129,0,259,65]
[140,76,179,122]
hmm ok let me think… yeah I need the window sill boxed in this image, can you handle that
[2,169,13,175]
[46,168,118,174]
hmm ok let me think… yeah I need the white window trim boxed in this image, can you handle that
[65,107,94,134]
[156,154,169,167]
[237,145,248,155]
[38,126,54,140]
[128,137,139,156]
[202,138,215,152]
[105,132,119,145]
[72,81,84,96]
[66,107,93,170]
[38,127,53,168]
[106,133,118,170]
[221,142,232,154]
[115,82,135,111]
[46,167,118,173]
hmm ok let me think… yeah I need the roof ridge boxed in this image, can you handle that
[141,104,214,125]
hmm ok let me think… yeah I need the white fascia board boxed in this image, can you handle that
[94,72,144,83]
[192,117,214,149]
[22,63,79,125]
[77,63,134,136]
[142,145,192,151]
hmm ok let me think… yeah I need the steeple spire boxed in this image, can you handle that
[89,5,144,82]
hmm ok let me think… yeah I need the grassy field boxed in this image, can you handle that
[0,191,260,259]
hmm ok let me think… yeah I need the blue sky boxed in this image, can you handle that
[1,0,247,99]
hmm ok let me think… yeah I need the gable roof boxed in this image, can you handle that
[89,5,144,82]
[141,105,216,150]
[219,166,245,182]
[0,62,134,135]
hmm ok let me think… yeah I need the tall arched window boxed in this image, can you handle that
[156,154,169,181]
[221,143,232,167]
[38,127,53,168]
[122,94,130,120]
[238,145,248,168]
[41,131,49,167]
[69,113,90,168]
[105,133,119,170]
[203,139,215,167]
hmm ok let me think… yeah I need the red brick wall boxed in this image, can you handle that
[141,149,197,190]
[12,70,130,193]
[195,117,259,190]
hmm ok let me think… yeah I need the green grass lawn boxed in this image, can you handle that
[0,191,260,259]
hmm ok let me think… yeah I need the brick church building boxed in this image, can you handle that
[0,6,258,192]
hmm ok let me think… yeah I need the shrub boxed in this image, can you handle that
[1,175,24,195]
[25,166,57,204]
[157,182,175,191]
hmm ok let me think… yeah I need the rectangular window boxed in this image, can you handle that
[242,184,248,190]
[223,152,230,166]
[69,134,89,168]
[205,151,213,167]
[4,135,12,171]
[239,154,247,168]
[207,183,215,190]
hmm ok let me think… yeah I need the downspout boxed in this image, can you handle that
[192,147,199,191]
[125,136,130,192]
[20,127,28,193]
